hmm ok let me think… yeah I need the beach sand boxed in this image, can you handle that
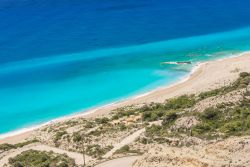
[1,52,250,144]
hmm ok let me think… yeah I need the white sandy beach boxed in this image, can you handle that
[1,52,250,144]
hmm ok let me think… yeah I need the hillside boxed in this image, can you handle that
[1,72,249,167]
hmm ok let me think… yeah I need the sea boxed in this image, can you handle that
[1,0,250,135]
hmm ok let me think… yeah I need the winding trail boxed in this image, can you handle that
[95,156,140,167]
[103,121,161,158]
[103,128,145,158]
[0,143,90,166]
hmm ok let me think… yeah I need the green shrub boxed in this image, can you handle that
[112,107,137,120]
[240,108,250,118]
[164,95,196,110]
[72,132,82,142]
[201,107,219,120]
[95,117,109,124]
[84,121,95,128]
[142,111,152,121]
[142,110,164,122]
[221,121,243,134]
[111,114,119,120]
[240,98,250,108]
[162,110,178,126]
[8,150,75,167]
[192,123,212,135]
[0,140,38,152]
[54,131,67,143]
[114,145,140,154]
[247,116,250,128]
[86,145,113,158]
[88,129,102,136]
[239,72,250,78]
[192,97,250,138]
[118,123,127,131]
[198,89,221,100]
[145,124,163,137]
[0,143,15,151]
[15,140,39,148]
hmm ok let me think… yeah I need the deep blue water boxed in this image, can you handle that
[1,0,250,134]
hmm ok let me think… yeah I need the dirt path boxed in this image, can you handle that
[95,156,140,167]
[0,143,90,166]
[103,128,145,158]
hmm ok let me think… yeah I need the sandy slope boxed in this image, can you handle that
[133,137,250,167]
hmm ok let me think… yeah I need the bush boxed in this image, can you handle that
[118,123,127,131]
[88,129,102,136]
[142,110,164,122]
[145,124,163,137]
[0,140,38,152]
[240,98,250,108]
[142,111,152,121]
[192,98,250,138]
[240,108,250,118]
[247,116,250,128]
[72,132,82,142]
[84,121,95,128]
[54,131,67,143]
[221,121,243,134]
[112,107,137,120]
[192,123,212,135]
[114,145,141,154]
[201,107,219,120]
[164,95,196,110]
[239,72,250,78]
[15,140,39,148]
[86,144,113,158]
[95,117,109,124]
[8,150,75,167]
[162,110,178,126]
[0,143,15,151]
[198,89,220,100]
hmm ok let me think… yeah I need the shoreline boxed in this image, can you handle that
[1,51,250,144]
[0,61,202,140]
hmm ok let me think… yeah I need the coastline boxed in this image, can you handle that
[1,52,250,144]
[0,61,202,142]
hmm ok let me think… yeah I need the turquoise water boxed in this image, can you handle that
[1,26,250,134]
[1,0,250,135]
